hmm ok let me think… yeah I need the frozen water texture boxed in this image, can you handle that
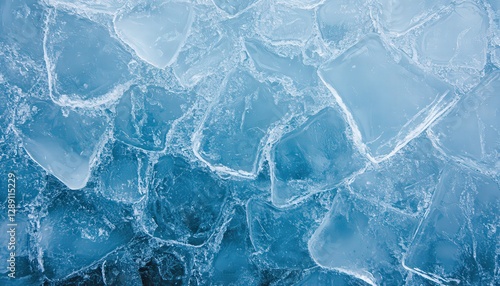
[114,1,193,69]
[309,190,418,285]
[257,5,314,44]
[114,85,188,151]
[375,0,451,35]
[146,155,228,246]
[405,167,500,284]
[247,197,326,269]
[39,189,134,279]
[16,100,107,189]
[45,10,130,104]
[271,107,365,207]
[416,2,488,72]
[430,71,500,174]
[194,69,288,177]
[319,34,457,161]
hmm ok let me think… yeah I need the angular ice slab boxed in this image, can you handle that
[45,10,130,105]
[39,190,134,279]
[212,0,257,16]
[271,108,365,207]
[375,0,451,35]
[146,155,228,246]
[257,5,314,44]
[308,191,417,285]
[319,34,456,161]
[98,143,145,204]
[405,168,500,284]
[349,137,441,216]
[247,198,326,269]
[114,85,187,151]
[317,0,369,43]
[194,69,288,178]
[17,100,107,190]
[296,269,371,286]
[245,39,316,88]
[114,1,193,69]
[47,0,127,14]
[416,2,488,71]
[429,71,500,174]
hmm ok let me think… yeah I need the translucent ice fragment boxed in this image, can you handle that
[245,39,316,88]
[275,0,323,9]
[212,0,257,16]
[309,191,417,284]
[375,0,451,35]
[405,168,500,284]
[349,137,441,216]
[114,1,193,69]
[271,107,365,207]
[98,143,145,204]
[430,71,500,174]
[296,269,372,286]
[194,69,288,178]
[146,155,228,246]
[39,190,134,279]
[317,0,370,43]
[17,100,107,189]
[114,85,187,151]
[319,34,456,161]
[247,198,325,269]
[212,206,258,285]
[102,252,142,286]
[47,0,126,14]
[417,2,488,71]
[174,33,235,87]
[257,5,314,44]
[45,10,130,104]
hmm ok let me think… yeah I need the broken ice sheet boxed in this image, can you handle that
[194,68,288,178]
[39,188,134,279]
[45,10,131,104]
[16,100,108,190]
[97,142,146,204]
[405,167,500,284]
[415,2,488,73]
[296,269,372,286]
[212,0,257,17]
[114,85,188,151]
[245,38,317,89]
[47,0,127,14]
[349,137,441,216]
[374,0,451,35]
[257,4,314,44]
[319,34,456,161]
[429,71,500,174]
[114,0,193,69]
[247,197,327,269]
[145,155,228,246]
[308,190,417,285]
[271,107,365,207]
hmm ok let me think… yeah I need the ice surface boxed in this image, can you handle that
[405,167,500,284]
[146,155,228,246]
[114,85,188,151]
[45,10,131,104]
[349,137,441,216]
[39,189,134,279]
[271,107,365,207]
[296,269,371,286]
[97,142,145,204]
[245,39,317,88]
[16,100,107,190]
[247,197,327,269]
[257,5,314,44]
[375,0,451,35]
[416,2,488,72]
[212,0,257,16]
[319,34,457,161]
[194,69,288,177]
[308,190,417,285]
[430,71,500,174]
[114,1,193,69]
